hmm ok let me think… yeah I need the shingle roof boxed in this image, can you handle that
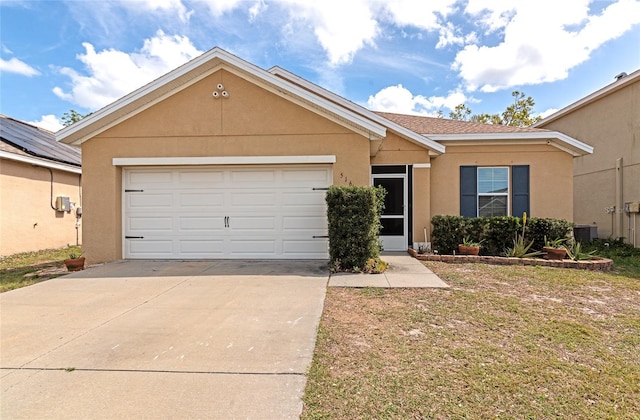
[375,112,551,135]
[0,115,81,166]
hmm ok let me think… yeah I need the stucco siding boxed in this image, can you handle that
[430,144,573,220]
[538,77,639,245]
[81,70,371,264]
[0,159,81,256]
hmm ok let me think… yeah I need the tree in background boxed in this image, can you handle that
[61,110,87,127]
[449,90,541,127]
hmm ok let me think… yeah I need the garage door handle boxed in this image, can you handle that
[224,216,230,228]
[125,236,144,239]
[312,187,329,191]
[125,189,144,192]
[313,235,329,238]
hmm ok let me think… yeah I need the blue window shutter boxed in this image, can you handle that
[512,165,530,217]
[460,166,477,217]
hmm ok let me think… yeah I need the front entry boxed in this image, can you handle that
[372,172,408,251]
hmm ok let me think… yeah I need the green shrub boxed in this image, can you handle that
[326,186,385,271]
[431,215,574,256]
[431,215,466,255]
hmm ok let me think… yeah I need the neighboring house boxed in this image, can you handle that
[56,48,592,264]
[535,69,640,247]
[1,115,82,256]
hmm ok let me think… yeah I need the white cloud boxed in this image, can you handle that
[124,0,192,22]
[537,108,559,119]
[248,0,267,22]
[53,30,202,110]
[28,115,64,132]
[0,57,40,77]
[383,0,457,30]
[281,0,380,66]
[454,0,640,92]
[367,84,467,115]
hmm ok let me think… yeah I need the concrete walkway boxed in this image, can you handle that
[328,252,449,288]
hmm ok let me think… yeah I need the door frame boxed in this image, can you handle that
[371,171,408,251]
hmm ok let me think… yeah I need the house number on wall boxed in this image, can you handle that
[339,172,353,186]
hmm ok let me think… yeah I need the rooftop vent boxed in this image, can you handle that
[614,72,628,81]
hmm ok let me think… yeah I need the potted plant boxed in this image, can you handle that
[64,252,85,271]
[543,236,568,260]
[458,236,483,256]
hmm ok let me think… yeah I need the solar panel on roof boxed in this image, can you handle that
[0,115,81,166]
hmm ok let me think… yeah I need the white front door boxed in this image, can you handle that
[123,166,331,259]
[372,174,408,251]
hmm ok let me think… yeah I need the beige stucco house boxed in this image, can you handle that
[535,69,640,247]
[56,48,592,265]
[1,115,82,256]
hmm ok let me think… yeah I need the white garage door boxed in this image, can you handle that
[123,166,331,259]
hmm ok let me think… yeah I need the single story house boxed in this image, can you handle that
[534,69,640,247]
[56,48,592,264]
[1,115,82,256]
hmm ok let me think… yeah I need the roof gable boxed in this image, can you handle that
[56,48,387,146]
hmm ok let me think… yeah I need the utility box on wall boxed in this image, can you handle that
[55,196,70,212]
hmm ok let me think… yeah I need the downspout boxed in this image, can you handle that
[615,158,623,240]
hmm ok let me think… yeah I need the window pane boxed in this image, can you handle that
[478,195,507,217]
[380,218,404,236]
[374,178,404,215]
[478,167,508,194]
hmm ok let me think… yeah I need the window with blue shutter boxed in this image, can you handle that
[512,165,530,217]
[460,166,477,217]
[459,165,530,218]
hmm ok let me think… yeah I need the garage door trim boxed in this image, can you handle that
[113,155,336,166]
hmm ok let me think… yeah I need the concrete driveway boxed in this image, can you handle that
[1,260,329,419]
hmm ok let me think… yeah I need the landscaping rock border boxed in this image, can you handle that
[408,248,613,271]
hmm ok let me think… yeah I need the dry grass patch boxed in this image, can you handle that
[0,246,82,292]
[303,262,640,419]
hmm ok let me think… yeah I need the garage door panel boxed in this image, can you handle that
[128,171,173,186]
[127,240,174,256]
[282,191,325,207]
[282,240,328,255]
[178,170,225,186]
[283,216,326,230]
[231,170,276,186]
[230,240,276,254]
[179,240,225,256]
[128,193,174,208]
[179,192,224,209]
[179,217,224,231]
[128,217,173,231]
[282,168,331,184]
[231,192,276,207]
[228,216,276,231]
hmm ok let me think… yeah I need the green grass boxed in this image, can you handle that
[303,259,640,419]
[0,246,82,292]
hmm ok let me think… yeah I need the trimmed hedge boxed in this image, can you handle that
[326,186,385,271]
[431,215,573,256]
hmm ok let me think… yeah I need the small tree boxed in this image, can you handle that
[449,90,541,127]
[61,109,87,127]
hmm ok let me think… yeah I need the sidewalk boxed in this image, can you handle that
[328,252,449,288]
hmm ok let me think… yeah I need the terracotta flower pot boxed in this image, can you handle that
[64,257,85,271]
[458,245,480,256]
[543,247,567,260]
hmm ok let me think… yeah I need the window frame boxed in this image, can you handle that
[476,166,510,217]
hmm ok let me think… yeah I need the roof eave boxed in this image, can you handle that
[0,150,82,174]
[425,132,593,157]
[269,66,445,155]
[534,68,640,127]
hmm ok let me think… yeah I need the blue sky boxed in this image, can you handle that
[1,0,639,132]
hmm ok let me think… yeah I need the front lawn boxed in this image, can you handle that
[0,246,82,292]
[303,261,640,419]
